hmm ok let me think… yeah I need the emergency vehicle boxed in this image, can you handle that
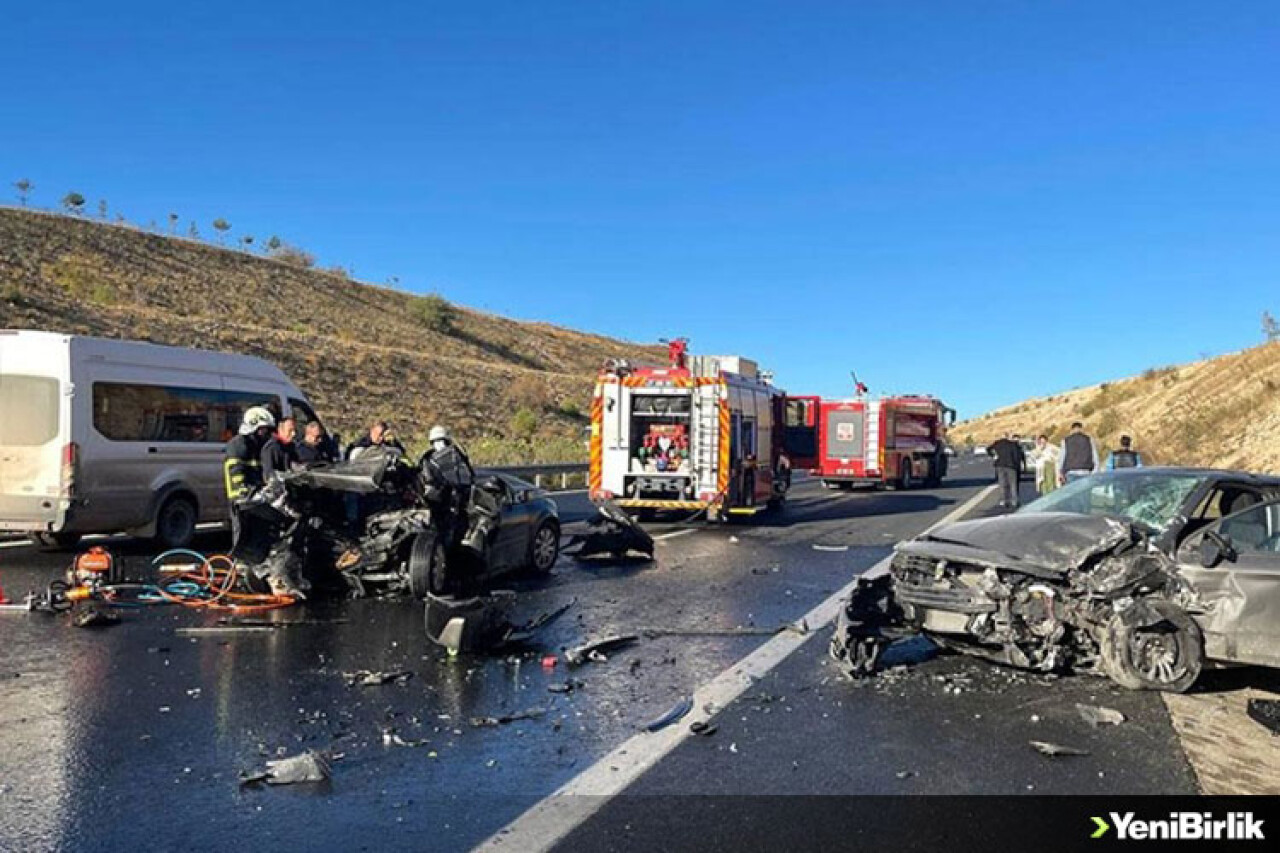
[589,340,809,520]
[789,394,956,490]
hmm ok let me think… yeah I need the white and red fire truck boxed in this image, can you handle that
[589,340,810,520]
[787,394,956,490]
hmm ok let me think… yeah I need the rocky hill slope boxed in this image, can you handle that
[950,342,1280,472]
[0,207,663,461]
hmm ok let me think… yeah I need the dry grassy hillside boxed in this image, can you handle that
[0,207,664,461]
[950,342,1280,473]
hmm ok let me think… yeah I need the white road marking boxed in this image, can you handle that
[652,528,697,542]
[476,482,999,852]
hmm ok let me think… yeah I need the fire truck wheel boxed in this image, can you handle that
[897,459,915,490]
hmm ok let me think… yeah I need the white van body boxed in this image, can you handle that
[0,330,320,547]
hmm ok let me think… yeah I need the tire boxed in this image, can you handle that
[409,531,450,598]
[898,459,915,491]
[1100,601,1203,693]
[30,532,82,550]
[527,520,560,575]
[154,495,198,550]
[822,480,838,490]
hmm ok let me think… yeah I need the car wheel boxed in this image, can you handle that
[30,532,83,550]
[409,531,451,598]
[1100,601,1203,693]
[527,521,560,574]
[154,495,197,550]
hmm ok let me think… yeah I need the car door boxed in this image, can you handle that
[1176,499,1280,668]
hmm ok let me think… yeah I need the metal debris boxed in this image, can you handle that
[344,670,413,687]
[1076,703,1126,728]
[1246,698,1280,736]
[812,544,849,552]
[643,697,693,733]
[1029,740,1090,758]
[689,721,718,737]
[564,635,638,666]
[73,609,119,628]
[470,707,547,728]
[240,750,331,786]
[547,679,584,694]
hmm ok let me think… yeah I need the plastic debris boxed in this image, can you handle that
[564,635,638,666]
[470,707,547,728]
[689,721,718,737]
[1030,740,1090,757]
[1246,698,1280,736]
[240,750,331,786]
[643,697,693,733]
[344,670,413,687]
[1076,703,1126,728]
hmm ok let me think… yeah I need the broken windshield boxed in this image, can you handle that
[1018,471,1206,531]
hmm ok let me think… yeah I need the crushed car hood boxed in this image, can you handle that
[902,512,1137,577]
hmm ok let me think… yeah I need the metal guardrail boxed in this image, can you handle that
[488,463,589,491]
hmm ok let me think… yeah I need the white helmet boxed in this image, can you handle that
[239,406,276,435]
[428,425,450,443]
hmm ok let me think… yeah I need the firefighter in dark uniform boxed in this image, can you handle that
[419,425,476,548]
[224,406,277,548]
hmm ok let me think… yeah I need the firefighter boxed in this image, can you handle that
[419,425,476,548]
[224,406,276,549]
[1104,435,1144,470]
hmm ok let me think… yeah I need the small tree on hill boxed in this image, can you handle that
[168,213,179,234]
[14,178,33,206]
[188,221,200,240]
[97,199,108,220]
[240,234,254,252]
[510,408,539,444]
[266,235,282,253]
[411,293,457,334]
[61,192,86,216]
[1263,311,1280,343]
[212,218,231,244]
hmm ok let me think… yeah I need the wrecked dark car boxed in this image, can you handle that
[233,450,561,598]
[831,468,1280,692]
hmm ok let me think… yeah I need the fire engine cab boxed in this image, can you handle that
[784,394,956,490]
[589,340,807,520]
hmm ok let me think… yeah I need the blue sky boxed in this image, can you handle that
[5,1,1279,418]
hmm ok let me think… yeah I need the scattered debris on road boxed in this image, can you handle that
[1246,698,1280,736]
[344,670,413,687]
[547,679,585,694]
[1030,740,1090,758]
[643,697,693,732]
[73,608,119,628]
[689,721,718,737]
[564,501,655,561]
[565,635,638,666]
[1076,703,1126,728]
[240,750,331,786]
[470,707,547,728]
[812,544,849,552]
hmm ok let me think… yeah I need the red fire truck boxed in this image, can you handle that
[589,340,811,520]
[784,394,956,490]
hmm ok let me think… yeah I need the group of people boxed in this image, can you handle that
[222,408,474,597]
[986,423,1144,510]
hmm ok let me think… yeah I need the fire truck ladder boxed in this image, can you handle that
[691,383,720,500]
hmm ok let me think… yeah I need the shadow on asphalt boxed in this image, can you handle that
[754,493,952,528]
[1188,665,1280,696]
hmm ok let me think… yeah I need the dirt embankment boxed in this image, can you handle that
[950,342,1280,472]
[0,207,664,460]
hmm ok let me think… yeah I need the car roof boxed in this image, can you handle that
[1095,466,1280,486]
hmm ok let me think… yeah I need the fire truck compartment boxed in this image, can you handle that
[824,408,865,460]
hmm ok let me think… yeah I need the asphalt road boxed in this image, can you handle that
[0,458,1197,853]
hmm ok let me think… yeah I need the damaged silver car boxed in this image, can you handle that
[831,468,1280,692]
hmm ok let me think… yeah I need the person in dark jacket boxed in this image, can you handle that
[1057,421,1100,484]
[296,420,337,466]
[1105,435,1144,470]
[986,432,1026,509]
[347,420,406,460]
[419,425,476,547]
[261,417,301,478]
[224,406,276,552]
